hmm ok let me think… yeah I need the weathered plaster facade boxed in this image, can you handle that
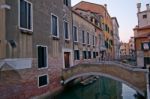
[134,3,150,67]
[112,17,120,60]
[73,11,98,65]
[0,0,72,98]
[73,1,114,60]
[0,0,6,59]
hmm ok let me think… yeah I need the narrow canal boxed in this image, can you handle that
[51,76,145,99]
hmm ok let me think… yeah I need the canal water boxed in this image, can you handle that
[52,76,145,99]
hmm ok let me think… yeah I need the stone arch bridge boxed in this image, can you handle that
[62,61,148,96]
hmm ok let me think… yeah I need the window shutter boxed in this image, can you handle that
[43,47,47,67]
[20,0,27,28]
[27,3,31,29]
[38,46,42,68]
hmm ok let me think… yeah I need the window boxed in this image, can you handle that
[95,36,97,46]
[143,14,147,19]
[87,32,90,45]
[111,31,113,36]
[74,50,80,60]
[37,46,48,68]
[93,52,96,58]
[141,42,150,50]
[82,51,87,59]
[108,27,110,33]
[73,26,78,42]
[64,21,69,40]
[96,52,98,56]
[90,17,93,22]
[93,35,95,46]
[88,51,91,59]
[51,14,59,37]
[19,0,33,31]
[105,24,107,31]
[38,75,48,87]
[105,41,109,49]
[82,30,85,44]
[144,57,150,67]
[64,0,69,6]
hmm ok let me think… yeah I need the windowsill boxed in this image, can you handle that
[87,44,90,47]
[20,28,33,35]
[83,59,88,60]
[74,41,78,44]
[52,36,60,40]
[82,43,86,46]
[38,66,48,70]
[65,39,70,43]
[38,84,48,88]
[63,4,70,8]
[142,49,149,51]
[75,59,80,61]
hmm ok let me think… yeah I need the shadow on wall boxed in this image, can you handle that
[0,63,21,85]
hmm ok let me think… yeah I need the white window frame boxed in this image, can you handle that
[51,13,59,38]
[92,35,96,46]
[63,20,70,40]
[37,45,48,70]
[38,74,49,88]
[18,0,33,32]
[73,25,78,42]
[94,36,96,46]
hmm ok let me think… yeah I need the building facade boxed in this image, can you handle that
[0,0,73,98]
[134,3,150,68]
[129,37,136,61]
[0,0,119,98]
[0,0,101,98]
[73,1,114,60]
[120,42,130,60]
[73,11,99,65]
[111,17,120,60]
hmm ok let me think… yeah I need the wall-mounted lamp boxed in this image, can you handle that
[0,4,11,10]
[9,40,17,48]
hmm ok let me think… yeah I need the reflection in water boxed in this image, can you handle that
[52,76,145,99]
[122,84,136,99]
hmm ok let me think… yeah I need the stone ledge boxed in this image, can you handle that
[0,58,32,70]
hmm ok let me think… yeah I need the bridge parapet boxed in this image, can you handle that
[62,61,148,95]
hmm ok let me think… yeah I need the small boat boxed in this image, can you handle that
[80,76,97,86]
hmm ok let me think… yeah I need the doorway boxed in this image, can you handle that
[64,52,70,68]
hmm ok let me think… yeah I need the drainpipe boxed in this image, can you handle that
[71,9,75,65]
[146,68,150,99]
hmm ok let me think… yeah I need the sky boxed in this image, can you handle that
[71,0,150,42]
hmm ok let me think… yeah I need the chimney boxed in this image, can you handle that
[137,3,141,12]
[104,4,107,10]
[146,4,150,10]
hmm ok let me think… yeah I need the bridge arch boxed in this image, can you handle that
[63,72,144,95]
[62,62,147,96]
